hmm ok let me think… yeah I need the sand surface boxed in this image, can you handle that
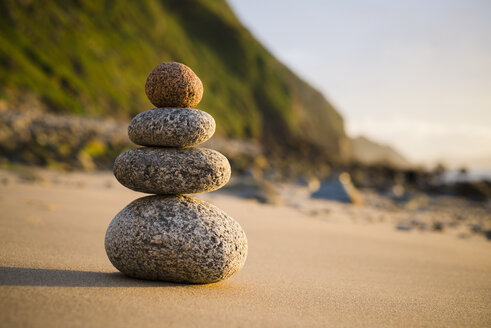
[0,169,490,327]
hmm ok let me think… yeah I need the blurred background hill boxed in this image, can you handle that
[2,0,488,201]
[350,136,410,169]
[0,0,356,169]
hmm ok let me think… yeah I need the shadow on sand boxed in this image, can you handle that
[0,266,189,287]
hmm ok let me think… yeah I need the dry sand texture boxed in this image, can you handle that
[0,168,490,327]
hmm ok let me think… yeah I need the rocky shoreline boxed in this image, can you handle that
[0,108,261,172]
[1,108,489,212]
[0,166,489,242]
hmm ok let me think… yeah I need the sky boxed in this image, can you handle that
[228,0,491,168]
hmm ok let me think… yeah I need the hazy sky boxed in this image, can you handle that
[228,0,491,167]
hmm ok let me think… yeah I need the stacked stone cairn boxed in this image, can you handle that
[105,62,248,284]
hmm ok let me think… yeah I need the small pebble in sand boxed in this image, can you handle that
[432,221,444,232]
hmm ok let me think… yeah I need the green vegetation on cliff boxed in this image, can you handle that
[0,0,348,161]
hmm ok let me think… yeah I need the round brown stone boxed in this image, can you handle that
[145,62,203,108]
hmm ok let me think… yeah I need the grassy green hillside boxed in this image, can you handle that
[0,0,348,162]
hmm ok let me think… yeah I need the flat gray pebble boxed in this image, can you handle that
[105,195,248,284]
[113,147,231,194]
[128,108,215,147]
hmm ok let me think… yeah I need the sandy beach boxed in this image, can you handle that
[0,168,490,327]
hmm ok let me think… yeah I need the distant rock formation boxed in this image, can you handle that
[312,172,363,205]
[350,136,411,169]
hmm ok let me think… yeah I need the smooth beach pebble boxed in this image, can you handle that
[128,107,215,147]
[145,62,203,108]
[105,195,248,284]
[113,147,231,194]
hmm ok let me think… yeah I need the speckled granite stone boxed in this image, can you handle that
[105,195,248,284]
[113,147,230,194]
[128,108,215,147]
[145,62,203,108]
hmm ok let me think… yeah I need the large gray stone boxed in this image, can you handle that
[105,195,248,284]
[128,108,215,147]
[113,147,230,194]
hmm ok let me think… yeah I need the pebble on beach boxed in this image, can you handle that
[145,62,203,108]
[105,195,248,284]
[128,107,215,148]
[113,147,231,194]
